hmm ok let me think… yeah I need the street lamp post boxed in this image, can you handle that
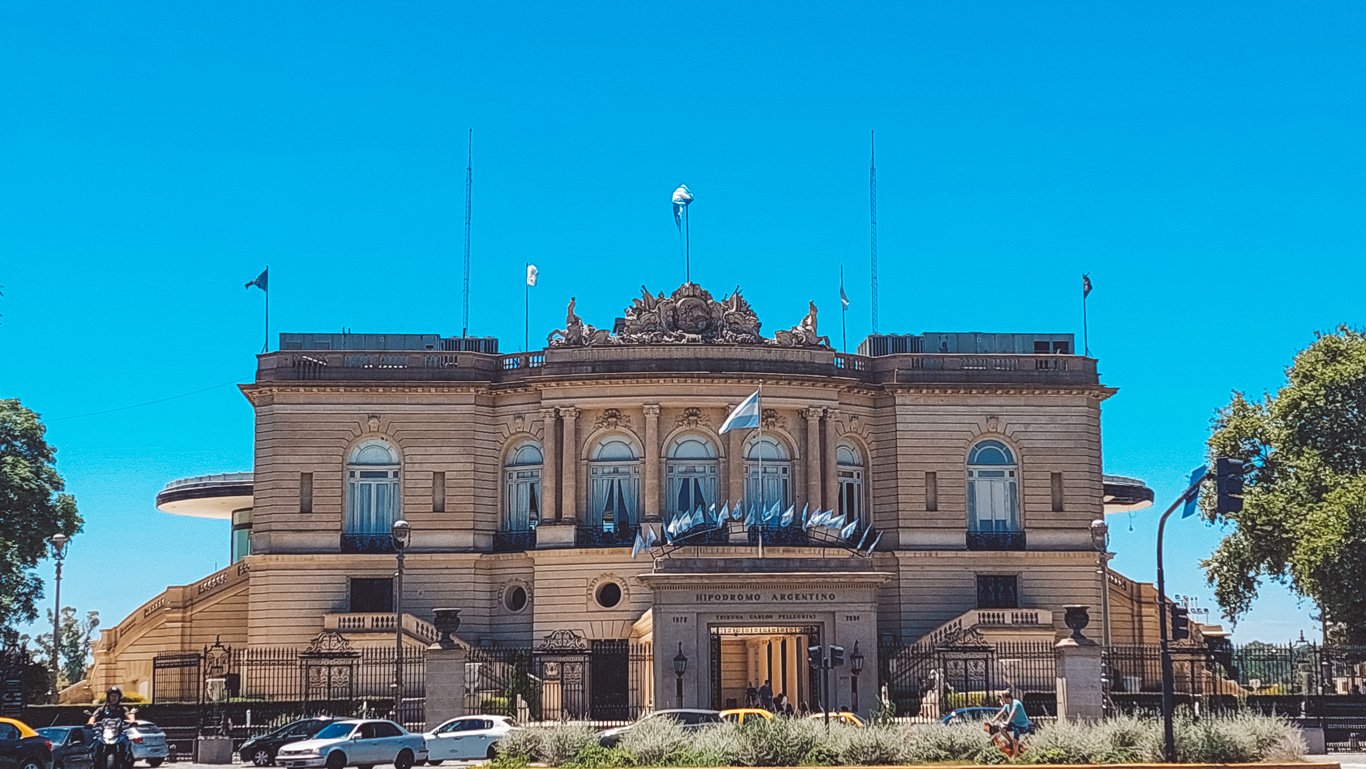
[48,533,69,701]
[673,643,688,708]
[390,519,412,721]
[1090,520,1113,716]
[849,642,864,715]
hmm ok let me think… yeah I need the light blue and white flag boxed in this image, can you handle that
[824,511,847,531]
[672,184,694,229]
[719,390,761,434]
[763,501,781,526]
[840,519,858,540]
[691,507,706,529]
[743,504,759,527]
[644,526,658,548]
[716,502,730,527]
[780,505,795,528]
[865,530,883,554]
[800,504,811,529]
[631,529,645,559]
[856,525,871,550]
[809,508,830,528]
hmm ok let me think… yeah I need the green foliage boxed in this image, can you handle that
[1203,327,1366,641]
[729,717,824,766]
[615,712,689,765]
[32,606,100,686]
[900,723,986,763]
[562,745,635,769]
[1175,713,1305,764]
[0,399,82,627]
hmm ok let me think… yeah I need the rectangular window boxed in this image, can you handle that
[349,577,394,613]
[925,472,938,512]
[300,473,313,514]
[433,471,446,513]
[504,469,542,530]
[589,465,640,531]
[976,575,1019,609]
[1050,472,1064,512]
[666,462,718,517]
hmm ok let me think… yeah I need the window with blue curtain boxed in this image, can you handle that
[589,438,640,532]
[346,439,400,534]
[666,436,719,518]
[967,439,1019,531]
[503,442,543,531]
[743,436,791,514]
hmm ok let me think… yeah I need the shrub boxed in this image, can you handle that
[689,722,744,766]
[1017,718,1103,764]
[1090,714,1162,763]
[540,724,602,766]
[901,722,986,763]
[617,714,689,765]
[732,717,825,766]
[1175,713,1306,764]
[836,724,905,765]
[563,744,635,769]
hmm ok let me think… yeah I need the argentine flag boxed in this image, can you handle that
[719,390,761,434]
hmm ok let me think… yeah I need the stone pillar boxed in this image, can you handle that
[540,408,558,523]
[425,644,469,729]
[643,404,661,521]
[823,409,840,510]
[1055,605,1104,721]
[803,408,822,510]
[560,408,579,522]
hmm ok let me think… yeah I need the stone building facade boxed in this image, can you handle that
[89,283,1160,715]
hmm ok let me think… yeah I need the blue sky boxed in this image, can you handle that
[3,1,1362,643]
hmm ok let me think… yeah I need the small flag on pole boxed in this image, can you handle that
[840,284,850,309]
[719,390,761,434]
[526,264,539,287]
[245,268,268,292]
[672,184,694,229]
[1082,273,1093,297]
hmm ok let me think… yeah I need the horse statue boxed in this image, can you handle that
[548,297,610,346]
[772,301,832,348]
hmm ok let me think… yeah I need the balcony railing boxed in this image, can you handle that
[341,533,397,554]
[966,530,1027,551]
[575,525,638,548]
[492,528,537,552]
[746,525,809,547]
[323,612,440,644]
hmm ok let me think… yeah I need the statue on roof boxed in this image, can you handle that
[548,296,611,347]
[772,300,832,348]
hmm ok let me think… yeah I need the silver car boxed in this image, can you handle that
[276,719,427,769]
[127,721,170,767]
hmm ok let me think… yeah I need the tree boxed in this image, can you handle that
[33,607,100,687]
[1202,327,1366,643]
[0,398,82,628]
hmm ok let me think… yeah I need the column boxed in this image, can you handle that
[1055,637,1104,721]
[424,643,468,728]
[727,405,745,503]
[823,408,840,510]
[540,408,558,523]
[560,407,579,523]
[803,408,822,510]
[643,404,661,521]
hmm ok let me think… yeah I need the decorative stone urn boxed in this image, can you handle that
[432,608,462,649]
[1063,605,1091,642]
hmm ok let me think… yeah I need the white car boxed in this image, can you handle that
[275,719,428,769]
[423,716,517,762]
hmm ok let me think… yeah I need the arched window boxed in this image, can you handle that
[744,436,791,513]
[666,436,719,517]
[967,440,1019,532]
[503,441,543,532]
[837,442,866,527]
[346,439,400,536]
[589,437,640,532]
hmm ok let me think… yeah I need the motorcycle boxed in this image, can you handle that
[94,717,134,769]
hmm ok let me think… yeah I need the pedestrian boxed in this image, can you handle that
[745,681,758,707]
[758,679,774,710]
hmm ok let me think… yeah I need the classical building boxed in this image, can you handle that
[88,282,1168,715]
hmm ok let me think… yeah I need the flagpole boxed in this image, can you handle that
[1082,274,1090,357]
[840,266,848,354]
[757,381,764,559]
[525,262,530,353]
[263,265,269,354]
[685,206,691,284]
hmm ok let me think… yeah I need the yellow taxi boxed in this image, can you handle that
[807,711,865,727]
[719,708,775,726]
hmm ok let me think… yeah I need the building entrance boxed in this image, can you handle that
[708,625,819,711]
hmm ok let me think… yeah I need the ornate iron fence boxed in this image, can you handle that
[879,635,1057,718]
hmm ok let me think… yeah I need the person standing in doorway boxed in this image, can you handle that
[758,679,774,711]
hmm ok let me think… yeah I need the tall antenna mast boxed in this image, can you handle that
[870,129,879,334]
[461,129,473,337]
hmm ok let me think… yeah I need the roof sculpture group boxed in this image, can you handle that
[548,283,831,349]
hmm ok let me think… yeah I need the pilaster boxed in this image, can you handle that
[643,404,661,521]
[803,408,822,510]
[559,407,579,523]
[823,408,840,510]
[540,408,558,523]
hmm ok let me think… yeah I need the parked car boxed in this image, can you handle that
[239,718,343,766]
[0,717,54,769]
[940,706,1001,725]
[422,715,516,762]
[598,710,721,747]
[806,712,865,727]
[718,708,774,726]
[37,727,90,769]
[275,719,427,769]
[124,723,167,767]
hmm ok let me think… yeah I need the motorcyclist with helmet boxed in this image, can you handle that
[88,687,135,725]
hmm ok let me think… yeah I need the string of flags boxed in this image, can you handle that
[630,501,881,559]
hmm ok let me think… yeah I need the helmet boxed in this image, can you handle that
[106,686,122,698]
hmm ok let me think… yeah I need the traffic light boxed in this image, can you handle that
[808,645,824,670]
[1170,605,1191,642]
[1214,457,1245,514]
[828,645,845,668]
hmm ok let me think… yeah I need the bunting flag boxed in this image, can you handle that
[799,504,811,529]
[780,505,795,528]
[526,264,539,287]
[1082,273,1093,298]
[245,268,268,292]
[743,504,759,527]
[643,526,658,548]
[856,525,872,550]
[840,519,859,540]
[865,530,883,554]
[631,530,645,559]
[716,502,730,527]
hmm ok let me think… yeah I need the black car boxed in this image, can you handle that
[597,710,722,748]
[239,718,341,767]
[36,728,93,769]
[0,719,53,769]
